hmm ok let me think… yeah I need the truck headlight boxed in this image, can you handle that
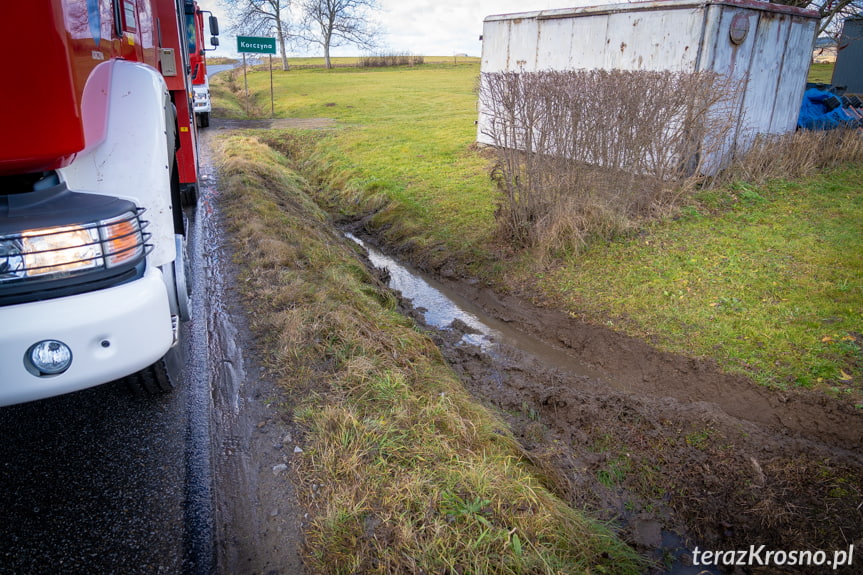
[21,225,102,277]
[0,211,147,283]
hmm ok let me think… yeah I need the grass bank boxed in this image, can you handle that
[214,134,644,573]
[211,61,862,401]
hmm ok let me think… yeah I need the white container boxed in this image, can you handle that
[478,0,820,163]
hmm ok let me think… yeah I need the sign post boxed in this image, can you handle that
[236,36,277,117]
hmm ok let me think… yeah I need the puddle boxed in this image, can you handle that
[346,233,496,349]
[346,233,609,383]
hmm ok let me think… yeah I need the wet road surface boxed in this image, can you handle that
[0,351,197,573]
[0,210,215,574]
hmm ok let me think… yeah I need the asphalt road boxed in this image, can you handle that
[0,204,215,574]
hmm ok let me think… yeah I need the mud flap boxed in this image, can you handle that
[161,234,192,323]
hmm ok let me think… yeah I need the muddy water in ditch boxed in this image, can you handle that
[347,233,608,383]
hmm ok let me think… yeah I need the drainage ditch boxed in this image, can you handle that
[345,232,731,574]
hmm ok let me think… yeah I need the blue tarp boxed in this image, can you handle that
[797,88,857,130]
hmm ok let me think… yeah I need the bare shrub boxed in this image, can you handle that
[479,69,737,249]
[358,52,424,68]
[220,67,265,118]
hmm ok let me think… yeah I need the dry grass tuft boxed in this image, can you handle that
[718,128,863,184]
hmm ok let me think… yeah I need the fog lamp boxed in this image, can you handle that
[27,340,73,375]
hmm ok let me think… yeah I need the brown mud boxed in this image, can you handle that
[198,124,305,575]
[426,277,863,573]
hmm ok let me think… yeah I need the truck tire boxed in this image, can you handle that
[198,111,209,128]
[126,358,173,396]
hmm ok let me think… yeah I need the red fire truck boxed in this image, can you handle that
[189,2,220,128]
[0,0,206,405]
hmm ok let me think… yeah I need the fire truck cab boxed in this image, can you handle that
[189,3,220,128]
[0,0,200,405]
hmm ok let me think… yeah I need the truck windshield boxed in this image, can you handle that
[186,14,197,56]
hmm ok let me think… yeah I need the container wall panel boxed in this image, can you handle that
[832,19,863,93]
[601,8,703,71]
[536,18,578,70]
[770,16,817,132]
[505,18,541,71]
[567,16,611,68]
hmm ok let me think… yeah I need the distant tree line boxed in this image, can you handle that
[358,53,424,68]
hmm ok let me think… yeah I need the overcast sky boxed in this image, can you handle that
[198,1,584,58]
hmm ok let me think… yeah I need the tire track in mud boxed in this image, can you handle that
[455,282,863,453]
[439,282,863,572]
[197,127,306,575]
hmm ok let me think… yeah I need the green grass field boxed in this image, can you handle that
[213,59,862,399]
[808,62,835,84]
[224,63,497,261]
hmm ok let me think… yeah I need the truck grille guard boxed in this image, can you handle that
[0,208,153,306]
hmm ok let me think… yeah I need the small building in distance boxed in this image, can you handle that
[813,36,838,63]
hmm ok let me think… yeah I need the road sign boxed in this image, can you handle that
[236,36,276,55]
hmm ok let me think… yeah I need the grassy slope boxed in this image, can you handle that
[538,174,863,389]
[214,134,644,573]
[220,61,862,400]
[228,64,497,266]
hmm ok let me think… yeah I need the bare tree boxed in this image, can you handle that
[222,0,294,70]
[298,0,381,69]
[773,0,863,36]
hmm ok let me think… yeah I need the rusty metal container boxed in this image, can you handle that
[477,0,820,164]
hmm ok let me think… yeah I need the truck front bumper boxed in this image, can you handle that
[0,267,175,406]
[193,89,211,113]
[193,99,211,113]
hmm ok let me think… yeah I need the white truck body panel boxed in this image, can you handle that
[61,60,177,268]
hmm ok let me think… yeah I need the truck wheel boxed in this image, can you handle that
[126,358,173,396]
[199,112,210,128]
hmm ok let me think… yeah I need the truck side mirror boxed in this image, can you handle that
[209,16,220,36]
[210,36,220,47]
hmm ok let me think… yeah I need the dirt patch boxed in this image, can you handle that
[198,125,306,574]
[427,279,863,573]
[453,281,863,451]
